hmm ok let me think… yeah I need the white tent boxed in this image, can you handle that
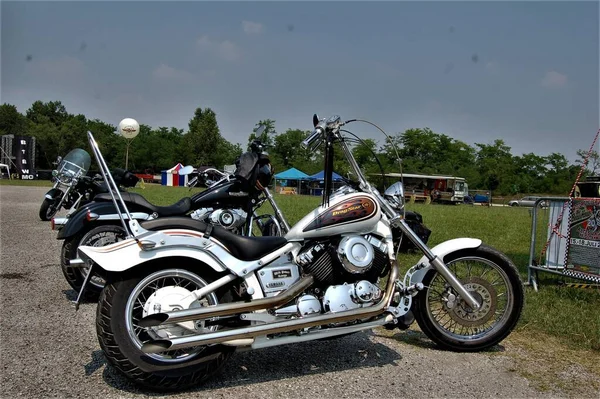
[0,163,10,179]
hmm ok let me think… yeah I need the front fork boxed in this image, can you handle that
[393,216,481,310]
[52,185,73,212]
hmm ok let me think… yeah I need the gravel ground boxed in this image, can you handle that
[0,185,561,398]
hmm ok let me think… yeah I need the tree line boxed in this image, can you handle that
[0,100,598,195]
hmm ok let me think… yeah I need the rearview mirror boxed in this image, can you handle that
[255,124,266,136]
[313,114,319,127]
[179,165,195,175]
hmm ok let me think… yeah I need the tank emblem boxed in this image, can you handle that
[303,196,377,232]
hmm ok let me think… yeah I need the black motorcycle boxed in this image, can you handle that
[54,137,286,300]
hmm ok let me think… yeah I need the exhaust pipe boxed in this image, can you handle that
[141,263,398,353]
[138,275,315,328]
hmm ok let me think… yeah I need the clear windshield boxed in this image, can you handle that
[455,181,465,192]
[58,148,91,177]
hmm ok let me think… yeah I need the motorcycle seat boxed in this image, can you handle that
[141,217,289,261]
[93,192,192,217]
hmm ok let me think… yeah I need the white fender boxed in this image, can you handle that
[76,229,229,274]
[409,238,482,284]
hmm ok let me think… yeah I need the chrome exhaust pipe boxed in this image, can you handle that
[141,263,398,353]
[138,275,315,328]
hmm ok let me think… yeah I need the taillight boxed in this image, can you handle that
[85,210,99,222]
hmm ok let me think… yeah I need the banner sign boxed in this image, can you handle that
[565,198,600,282]
[11,136,36,180]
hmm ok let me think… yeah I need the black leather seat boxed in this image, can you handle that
[141,217,288,261]
[93,192,192,217]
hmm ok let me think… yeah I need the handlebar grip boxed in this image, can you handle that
[301,127,324,149]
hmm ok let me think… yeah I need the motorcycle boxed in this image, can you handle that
[74,113,523,391]
[39,148,137,221]
[55,136,288,301]
[40,149,93,220]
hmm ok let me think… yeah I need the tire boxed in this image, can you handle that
[96,264,236,391]
[413,244,524,352]
[61,224,127,301]
[39,198,58,221]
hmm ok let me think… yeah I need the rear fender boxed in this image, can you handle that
[77,228,299,278]
[408,238,482,285]
[56,201,152,240]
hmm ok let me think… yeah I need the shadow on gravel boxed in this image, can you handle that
[62,289,79,302]
[94,330,404,395]
[373,329,506,353]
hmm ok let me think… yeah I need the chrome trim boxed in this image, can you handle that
[138,275,315,328]
[140,263,398,353]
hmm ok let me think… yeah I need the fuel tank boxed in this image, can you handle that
[285,192,381,241]
[190,178,253,209]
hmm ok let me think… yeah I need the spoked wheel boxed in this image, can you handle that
[97,266,235,391]
[413,244,524,352]
[61,225,127,301]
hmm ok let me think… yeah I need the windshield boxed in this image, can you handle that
[58,148,91,177]
[455,181,465,191]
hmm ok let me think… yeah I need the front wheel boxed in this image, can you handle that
[96,265,236,391]
[39,198,59,221]
[413,244,524,352]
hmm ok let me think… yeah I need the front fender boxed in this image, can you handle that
[56,201,151,240]
[45,188,63,200]
[77,229,228,274]
[409,238,482,284]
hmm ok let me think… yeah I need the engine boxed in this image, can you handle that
[296,234,390,287]
[189,207,247,234]
[255,234,391,319]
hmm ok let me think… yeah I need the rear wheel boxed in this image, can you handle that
[61,225,127,301]
[413,244,524,352]
[96,265,236,391]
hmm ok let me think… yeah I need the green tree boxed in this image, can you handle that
[0,103,27,136]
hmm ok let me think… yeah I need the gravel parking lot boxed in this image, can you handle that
[0,185,556,398]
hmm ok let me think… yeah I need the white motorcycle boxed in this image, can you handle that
[76,114,524,391]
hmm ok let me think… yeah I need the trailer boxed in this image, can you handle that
[383,172,468,204]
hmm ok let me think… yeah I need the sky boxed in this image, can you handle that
[1,0,599,164]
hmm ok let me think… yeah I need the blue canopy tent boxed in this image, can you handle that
[274,167,310,194]
[307,170,346,196]
[308,170,345,181]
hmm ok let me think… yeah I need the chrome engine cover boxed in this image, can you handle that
[189,208,247,232]
[209,208,247,229]
[337,235,375,274]
[323,280,382,313]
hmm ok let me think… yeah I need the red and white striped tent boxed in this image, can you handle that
[161,163,188,187]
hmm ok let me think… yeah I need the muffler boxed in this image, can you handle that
[141,263,398,353]
[138,275,315,328]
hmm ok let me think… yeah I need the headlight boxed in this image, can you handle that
[52,170,58,177]
[384,181,405,210]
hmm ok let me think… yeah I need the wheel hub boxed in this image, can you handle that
[142,286,201,339]
[446,276,497,327]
